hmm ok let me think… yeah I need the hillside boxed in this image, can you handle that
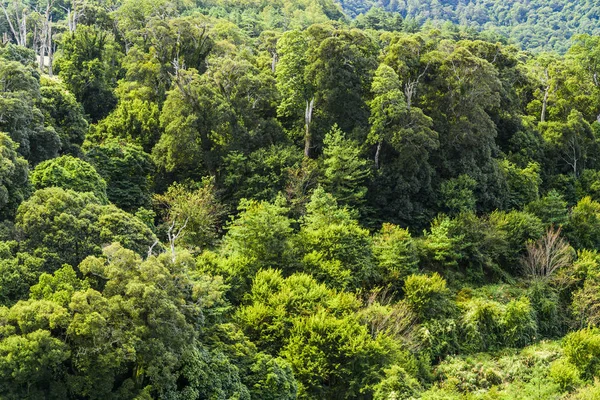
[339,0,600,52]
[3,0,600,398]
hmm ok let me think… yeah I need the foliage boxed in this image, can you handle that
[0,132,29,221]
[55,26,122,122]
[339,0,600,52]
[320,124,370,210]
[155,179,225,251]
[2,1,600,398]
[30,155,108,203]
[563,328,600,380]
[15,188,157,271]
[403,273,451,321]
[85,139,154,211]
[372,223,419,292]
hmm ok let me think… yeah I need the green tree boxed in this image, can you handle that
[221,197,293,272]
[153,70,236,179]
[16,187,157,271]
[0,132,29,221]
[154,180,225,252]
[320,124,370,210]
[38,77,88,156]
[525,190,569,226]
[298,187,374,289]
[85,139,154,211]
[30,155,108,203]
[0,59,60,164]
[567,197,600,250]
[501,160,541,209]
[55,25,122,122]
[372,223,419,292]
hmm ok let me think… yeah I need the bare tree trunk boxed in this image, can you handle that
[38,24,45,71]
[304,97,314,158]
[0,3,19,44]
[404,81,415,110]
[374,141,382,169]
[541,69,550,123]
[271,52,278,73]
[19,10,27,46]
[541,85,550,123]
[47,20,53,76]
[0,1,27,46]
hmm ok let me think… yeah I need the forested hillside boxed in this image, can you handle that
[338,0,600,52]
[3,0,600,399]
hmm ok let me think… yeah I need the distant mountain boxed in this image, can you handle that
[338,0,600,52]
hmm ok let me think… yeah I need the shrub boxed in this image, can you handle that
[549,358,581,392]
[403,273,451,320]
[563,329,600,380]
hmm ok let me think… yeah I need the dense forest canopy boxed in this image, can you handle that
[3,0,600,399]
[338,0,600,52]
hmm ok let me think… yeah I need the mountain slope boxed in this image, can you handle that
[338,0,600,52]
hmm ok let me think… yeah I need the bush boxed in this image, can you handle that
[373,365,422,400]
[570,380,600,399]
[403,273,451,320]
[563,329,600,380]
[549,358,581,392]
[527,280,563,338]
[372,223,419,292]
[503,297,538,348]
[460,297,504,352]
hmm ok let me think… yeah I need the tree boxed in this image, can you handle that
[304,24,377,141]
[298,187,374,289]
[501,160,541,209]
[276,29,314,157]
[522,227,575,280]
[0,240,44,305]
[372,223,419,292]
[154,179,225,252]
[236,269,360,354]
[566,197,600,250]
[85,139,154,211]
[0,242,264,399]
[38,76,88,156]
[0,59,60,164]
[425,44,506,211]
[236,269,394,399]
[525,190,569,226]
[30,155,108,203]
[540,109,595,178]
[55,25,122,122]
[320,124,370,210]
[221,197,293,272]
[277,25,377,157]
[0,132,29,221]
[16,187,157,271]
[153,70,236,179]
[368,63,437,169]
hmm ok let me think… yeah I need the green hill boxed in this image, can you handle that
[338,0,600,52]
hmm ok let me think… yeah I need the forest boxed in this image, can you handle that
[339,0,600,53]
[2,0,600,399]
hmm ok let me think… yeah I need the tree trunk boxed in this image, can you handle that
[541,84,550,123]
[374,141,382,169]
[47,21,53,76]
[271,51,278,73]
[304,97,314,158]
[541,69,550,123]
